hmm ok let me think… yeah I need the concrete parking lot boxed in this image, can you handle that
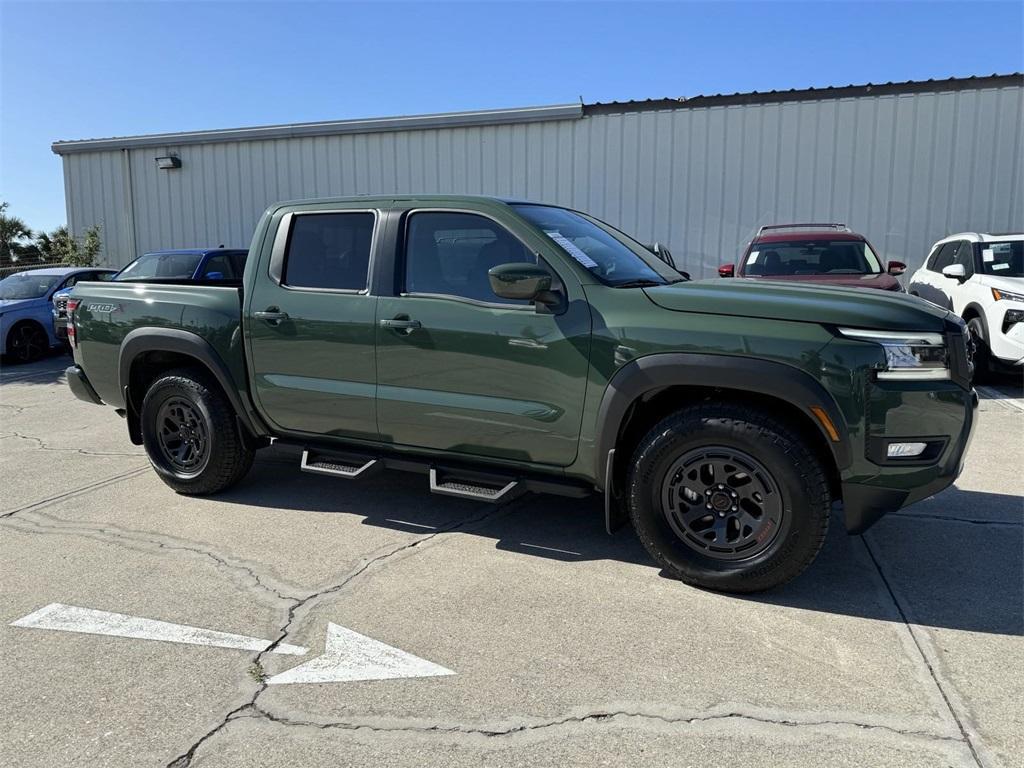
[1,355,1021,768]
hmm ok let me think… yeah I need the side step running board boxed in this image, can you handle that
[300,449,380,480]
[429,468,523,503]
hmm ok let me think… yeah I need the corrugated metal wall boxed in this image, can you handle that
[64,82,1024,277]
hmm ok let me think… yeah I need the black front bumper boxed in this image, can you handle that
[841,388,979,534]
[66,365,103,405]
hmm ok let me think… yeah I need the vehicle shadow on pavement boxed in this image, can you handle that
[219,448,1022,638]
[0,352,69,385]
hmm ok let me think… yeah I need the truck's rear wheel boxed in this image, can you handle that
[626,403,830,593]
[140,367,254,494]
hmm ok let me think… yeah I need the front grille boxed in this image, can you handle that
[54,296,68,316]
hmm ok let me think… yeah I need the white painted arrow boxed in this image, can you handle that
[267,622,455,685]
[11,604,456,686]
[11,603,308,656]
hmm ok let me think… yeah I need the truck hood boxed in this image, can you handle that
[643,278,950,330]
[0,297,46,313]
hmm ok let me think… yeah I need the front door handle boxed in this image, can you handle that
[380,316,422,334]
[254,307,289,324]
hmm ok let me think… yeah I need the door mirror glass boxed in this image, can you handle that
[887,260,907,276]
[941,263,966,280]
[488,262,552,301]
[718,263,735,278]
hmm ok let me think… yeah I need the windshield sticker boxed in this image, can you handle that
[991,263,1010,270]
[982,249,995,262]
[748,251,760,263]
[545,231,599,269]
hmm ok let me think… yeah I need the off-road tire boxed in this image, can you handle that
[140,367,254,494]
[626,403,830,593]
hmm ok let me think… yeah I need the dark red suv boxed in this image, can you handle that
[719,223,907,291]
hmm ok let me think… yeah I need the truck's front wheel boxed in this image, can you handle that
[626,403,830,593]
[140,368,254,495]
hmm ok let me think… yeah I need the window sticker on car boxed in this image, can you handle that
[545,231,599,269]
[982,249,995,262]
[748,251,760,263]
[992,263,1010,270]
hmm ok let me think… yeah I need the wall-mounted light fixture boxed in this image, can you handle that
[155,155,181,170]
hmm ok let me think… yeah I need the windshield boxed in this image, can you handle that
[115,252,203,281]
[512,204,679,286]
[744,239,882,276]
[980,241,1024,277]
[0,273,62,300]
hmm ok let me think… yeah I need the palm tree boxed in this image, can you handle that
[0,201,34,264]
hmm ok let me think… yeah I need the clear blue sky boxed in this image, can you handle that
[2,1,1021,232]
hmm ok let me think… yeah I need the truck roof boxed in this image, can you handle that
[270,194,541,208]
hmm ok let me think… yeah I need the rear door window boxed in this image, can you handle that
[283,213,375,291]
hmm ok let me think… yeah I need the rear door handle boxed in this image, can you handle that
[380,316,421,334]
[254,308,289,323]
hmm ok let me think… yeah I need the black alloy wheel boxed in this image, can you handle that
[660,447,782,561]
[8,324,48,363]
[154,396,210,476]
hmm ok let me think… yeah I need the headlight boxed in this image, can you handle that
[838,327,949,381]
[992,287,1024,303]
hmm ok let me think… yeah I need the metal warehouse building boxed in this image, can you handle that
[53,74,1023,277]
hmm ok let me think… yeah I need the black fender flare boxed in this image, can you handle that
[594,353,851,490]
[118,327,267,440]
[960,302,989,340]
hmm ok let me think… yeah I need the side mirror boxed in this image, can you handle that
[718,263,735,278]
[647,242,676,268]
[488,262,552,301]
[205,271,224,280]
[887,260,907,276]
[941,264,966,280]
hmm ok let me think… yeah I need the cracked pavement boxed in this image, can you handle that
[1,356,1021,767]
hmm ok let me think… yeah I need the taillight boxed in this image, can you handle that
[66,299,81,346]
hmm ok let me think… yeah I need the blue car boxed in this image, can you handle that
[0,267,116,363]
[114,248,248,283]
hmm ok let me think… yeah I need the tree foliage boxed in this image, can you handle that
[0,201,101,266]
[0,201,34,261]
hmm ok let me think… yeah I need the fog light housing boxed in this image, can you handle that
[1003,308,1024,334]
[887,442,928,458]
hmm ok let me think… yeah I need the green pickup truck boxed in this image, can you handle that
[66,195,977,592]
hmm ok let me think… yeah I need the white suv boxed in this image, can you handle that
[908,233,1024,377]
